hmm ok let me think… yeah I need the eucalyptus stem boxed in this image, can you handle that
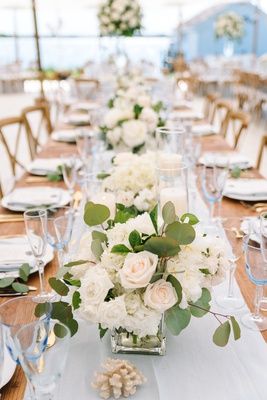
[188,302,231,321]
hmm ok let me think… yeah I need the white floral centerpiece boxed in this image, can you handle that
[98,0,142,37]
[215,12,245,41]
[47,201,241,354]
[102,152,156,212]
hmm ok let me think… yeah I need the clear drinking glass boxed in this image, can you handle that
[156,127,185,166]
[157,163,189,219]
[260,211,267,311]
[201,164,228,222]
[46,207,75,269]
[76,130,96,172]
[60,155,79,196]
[216,218,245,310]
[24,209,53,301]
[0,324,4,386]
[0,296,52,364]
[14,320,70,400]
[241,237,267,331]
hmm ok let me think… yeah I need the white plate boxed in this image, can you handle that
[0,235,54,279]
[199,152,252,169]
[0,345,16,389]
[224,192,267,201]
[71,102,99,112]
[1,187,72,212]
[27,158,83,176]
[64,114,91,126]
[192,124,218,136]
[224,179,267,201]
[51,129,77,143]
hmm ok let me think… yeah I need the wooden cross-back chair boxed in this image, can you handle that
[211,99,232,132]
[256,135,267,171]
[203,92,219,122]
[0,116,33,198]
[71,77,100,100]
[223,110,250,149]
[21,103,53,154]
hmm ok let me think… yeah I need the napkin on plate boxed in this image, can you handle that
[71,102,99,112]
[27,158,64,174]
[192,124,218,136]
[199,152,251,168]
[65,113,91,126]
[224,179,267,197]
[52,129,77,142]
[0,237,34,271]
[6,187,62,207]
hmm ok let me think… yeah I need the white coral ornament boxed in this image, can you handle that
[91,358,147,399]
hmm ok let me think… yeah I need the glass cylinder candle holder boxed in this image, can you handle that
[157,163,189,219]
[156,126,185,170]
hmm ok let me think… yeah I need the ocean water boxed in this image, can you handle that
[0,36,171,70]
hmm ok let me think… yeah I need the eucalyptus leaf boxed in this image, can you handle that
[84,201,110,227]
[19,263,31,282]
[213,321,231,347]
[51,301,73,322]
[91,239,104,260]
[144,236,180,257]
[180,213,199,225]
[72,291,81,310]
[165,221,196,245]
[111,244,132,254]
[149,204,158,234]
[114,204,138,224]
[54,323,68,338]
[162,201,176,224]
[49,277,69,296]
[92,231,107,243]
[64,260,88,268]
[35,302,51,318]
[230,316,241,341]
[99,323,108,339]
[190,288,211,317]
[64,318,78,336]
[0,277,14,288]
[97,172,110,180]
[12,282,29,293]
[166,274,182,304]
[129,230,142,249]
[165,305,191,335]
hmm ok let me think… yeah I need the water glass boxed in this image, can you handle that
[156,127,185,163]
[241,237,267,331]
[14,320,70,400]
[60,155,79,196]
[260,211,267,310]
[201,163,228,222]
[24,209,53,301]
[0,296,52,363]
[76,130,95,171]
[216,217,245,310]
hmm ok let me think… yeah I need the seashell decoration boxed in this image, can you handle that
[91,358,147,399]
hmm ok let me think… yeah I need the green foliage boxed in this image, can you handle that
[50,301,78,336]
[189,288,211,317]
[165,221,196,245]
[54,323,69,338]
[99,323,108,339]
[97,172,111,180]
[91,239,104,260]
[49,277,69,296]
[92,230,107,243]
[213,321,231,347]
[162,201,176,225]
[144,237,180,257]
[34,302,51,318]
[230,166,242,179]
[84,201,110,227]
[180,213,199,225]
[108,98,114,108]
[165,305,191,335]
[47,165,63,182]
[133,142,145,154]
[152,101,164,113]
[19,263,31,282]
[166,275,182,304]
[64,260,88,268]
[72,291,81,310]
[0,263,32,293]
[230,316,241,340]
[0,277,15,288]
[11,282,29,293]
[114,204,138,224]
[63,272,81,287]
[129,230,142,250]
[111,244,132,254]
[149,205,158,234]
[133,104,143,119]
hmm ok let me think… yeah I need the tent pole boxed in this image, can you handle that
[31,0,44,97]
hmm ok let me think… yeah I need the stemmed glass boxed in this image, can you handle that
[47,208,75,270]
[24,209,53,301]
[216,218,245,310]
[76,130,96,172]
[60,155,79,197]
[14,319,70,400]
[260,211,267,310]
[241,236,267,331]
[201,163,228,222]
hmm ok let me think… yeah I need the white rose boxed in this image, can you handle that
[113,152,137,166]
[119,251,158,289]
[121,119,147,148]
[107,127,121,146]
[75,231,96,263]
[127,212,155,236]
[116,190,135,207]
[79,266,114,306]
[140,107,159,133]
[99,296,127,329]
[78,304,99,323]
[144,279,177,312]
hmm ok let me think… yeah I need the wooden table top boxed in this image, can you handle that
[0,133,266,399]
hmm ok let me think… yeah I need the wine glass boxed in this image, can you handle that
[216,217,245,310]
[54,214,75,267]
[60,154,79,197]
[46,207,75,270]
[76,129,95,172]
[14,319,70,400]
[0,296,52,364]
[24,209,53,301]
[260,211,267,311]
[241,236,267,331]
[201,163,228,222]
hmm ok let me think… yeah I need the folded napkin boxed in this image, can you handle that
[27,158,65,174]
[7,187,61,207]
[0,237,34,271]
[52,129,77,142]
[71,102,99,112]
[240,218,260,243]
[224,179,267,197]
[192,124,218,136]
[66,113,91,125]
[199,152,251,168]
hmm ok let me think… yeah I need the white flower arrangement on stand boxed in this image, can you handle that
[215,12,245,41]
[47,201,242,354]
[98,0,142,37]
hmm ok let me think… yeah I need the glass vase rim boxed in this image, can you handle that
[156,162,189,172]
[24,208,47,219]
[156,126,186,135]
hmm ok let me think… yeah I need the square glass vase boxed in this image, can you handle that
[111,318,166,356]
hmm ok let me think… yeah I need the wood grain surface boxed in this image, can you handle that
[0,134,266,399]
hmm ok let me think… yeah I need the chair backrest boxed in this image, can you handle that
[0,116,33,198]
[225,110,250,149]
[211,99,232,133]
[21,104,53,154]
[203,92,219,122]
[70,77,100,100]
[256,135,267,173]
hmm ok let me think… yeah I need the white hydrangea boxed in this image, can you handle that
[121,119,147,148]
[123,304,162,337]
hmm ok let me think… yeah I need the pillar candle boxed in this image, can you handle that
[160,187,188,216]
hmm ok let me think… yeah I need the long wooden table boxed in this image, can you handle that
[0,134,266,399]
